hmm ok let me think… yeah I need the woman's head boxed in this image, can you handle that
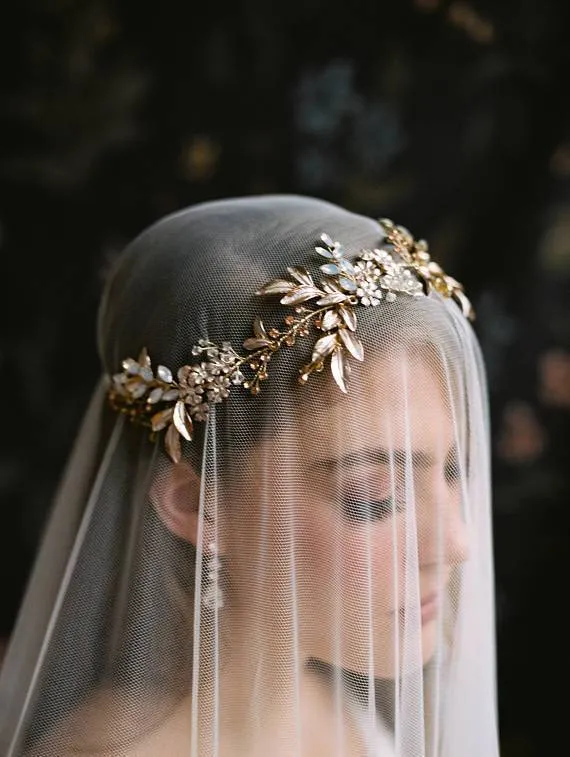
[100,195,479,681]
[2,197,497,756]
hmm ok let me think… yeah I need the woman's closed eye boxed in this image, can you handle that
[340,493,405,523]
[444,450,463,486]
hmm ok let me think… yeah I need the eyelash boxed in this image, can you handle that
[444,460,461,485]
[341,460,462,522]
[341,496,405,523]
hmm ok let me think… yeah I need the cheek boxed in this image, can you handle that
[296,508,402,610]
[342,529,401,611]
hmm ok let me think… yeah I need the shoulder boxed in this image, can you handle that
[26,688,188,757]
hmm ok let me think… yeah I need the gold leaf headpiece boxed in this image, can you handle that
[107,219,473,462]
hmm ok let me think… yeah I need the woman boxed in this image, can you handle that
[0,196,500,756]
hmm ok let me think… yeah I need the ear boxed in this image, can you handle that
[150,462,224,551]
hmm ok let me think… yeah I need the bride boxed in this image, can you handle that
[0,196,500,756]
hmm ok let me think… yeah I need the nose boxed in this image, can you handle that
[440,506,470,566]
[417,486,470,568]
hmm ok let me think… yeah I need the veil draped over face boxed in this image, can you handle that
[0,196,499,757]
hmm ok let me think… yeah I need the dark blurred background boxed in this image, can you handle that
[1,1,569,753]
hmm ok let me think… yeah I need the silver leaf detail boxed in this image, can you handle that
[256,279,296,296]
[321,309,341,331]
[173,400,193,442]
[316,292,348,306]
[165,423,182,464]
[243,337,272,350]
[151,407,174,432]
[339,304,357,331]
[331,347,349,393]
[287,266,314,286]
[321,278,343,293]
[338,328,364,361]
[281,286,324,305]
[138,348,152,369]
[253,316,268,339]
[312,333,338,361]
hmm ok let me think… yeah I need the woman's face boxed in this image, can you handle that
[223,350,470,679]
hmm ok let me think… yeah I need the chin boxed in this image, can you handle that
[313,621,440,681]
[372,624,439,679]
[420,620,439,662]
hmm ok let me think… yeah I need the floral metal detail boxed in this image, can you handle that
[377,218,475,321]
[107,221,473,462]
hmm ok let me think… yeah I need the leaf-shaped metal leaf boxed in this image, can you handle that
[339,304,357,331]
[157,365,173,383]
[138,347,151,369]
[151,407,174,432]
[253,316,268,339]
[321,309,341,331]
[173,400,193,442]
[453,289,475,321]
[415,269,431,296]
[321,277,343,293]
[338,328,364,361]
[317,292,347,306]
[256,279,296,296]
[331,347,349,393]
[243,337,272,350]
[165,423,182,464]
[281,286,323,305]
[427,261,444,276]
[445,275,461,290]
[312,333,338,361]
[287,266,314,286]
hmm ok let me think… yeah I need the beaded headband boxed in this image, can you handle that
[107,219,473,462]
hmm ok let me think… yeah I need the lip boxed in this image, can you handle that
[397,593,439,624]
[420,593,439,624]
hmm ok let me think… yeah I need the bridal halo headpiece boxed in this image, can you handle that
[107,219,474,462]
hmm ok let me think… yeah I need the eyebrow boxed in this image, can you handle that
[316,447,437,471]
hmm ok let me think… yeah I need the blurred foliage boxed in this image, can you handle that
[1,1,569,753]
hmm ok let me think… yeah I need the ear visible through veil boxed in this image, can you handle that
[150,462,225,553]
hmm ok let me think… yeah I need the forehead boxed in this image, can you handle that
[291,349,458,462]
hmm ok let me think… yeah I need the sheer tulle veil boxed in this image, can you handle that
[0,196,500,757]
